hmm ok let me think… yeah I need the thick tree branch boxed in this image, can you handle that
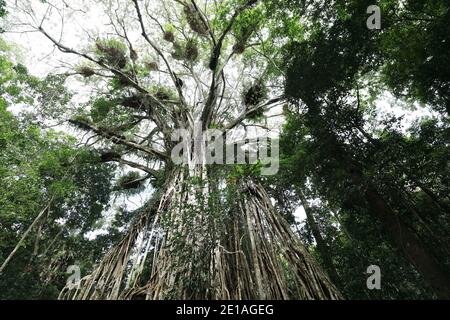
[224,96,285,133]
[201,0,259,128]
[37,26,172,117]
[103,156,161,177]
[69,119,169,161]
[131,0,186,106]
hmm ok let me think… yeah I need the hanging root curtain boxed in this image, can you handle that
[59,168,341,300]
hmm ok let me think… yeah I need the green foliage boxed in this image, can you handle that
[171,39,200,62]
[115,171,145,194]
[185,39,199,62]
[243,81,267,107]
[152,85,177,101]
[0,105,115,298]
[231,3,265,53]
[267,0,450,299]
[0,49,115,299]
[2,0,449,300]
[91,97,116,122]
[76,65,96,78]
[228,163,263,180]
[184,4,209,36]
[0,0,6,17]
[95,38,128,69]
[379,0,450,114]
[0,47,72,123]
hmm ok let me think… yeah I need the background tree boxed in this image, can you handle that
[264,0,450,299]
[0,44,116,298]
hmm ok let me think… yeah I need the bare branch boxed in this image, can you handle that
[131,0,186,106]
[36,26,172,117]
[224,96,286,133]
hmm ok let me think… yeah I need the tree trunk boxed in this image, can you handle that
[297,189,341,288]
[60,168,342,300]
[355,175,450,299]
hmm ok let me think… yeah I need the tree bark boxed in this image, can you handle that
[297,189,341,288]
[60,168,342,300]
[357,176,450,299]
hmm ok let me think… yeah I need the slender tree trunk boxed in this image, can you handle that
[297,189,341,287]
[0,200,52,275]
